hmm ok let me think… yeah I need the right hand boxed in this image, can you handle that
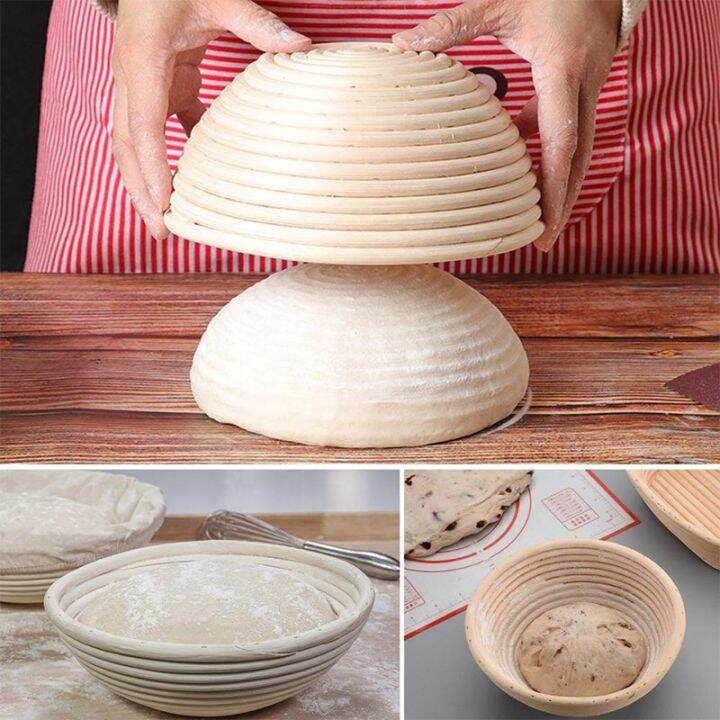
[393,0,621,252]
[112,0,311,239]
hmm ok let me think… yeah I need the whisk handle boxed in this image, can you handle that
[303,540,400,580]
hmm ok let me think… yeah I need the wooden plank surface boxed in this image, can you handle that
[1,410,716,463]
[1,339,717,415]
[2,273,718,338]
[1,273,719,463]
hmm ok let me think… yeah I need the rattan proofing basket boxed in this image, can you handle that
[629,469,720,570]
[465,539,685,717]
[45,540,375,717]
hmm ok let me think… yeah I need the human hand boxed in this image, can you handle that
[112,0,311,238]
[393,0,622,251]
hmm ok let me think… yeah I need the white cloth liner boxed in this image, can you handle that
[0,470,166,574]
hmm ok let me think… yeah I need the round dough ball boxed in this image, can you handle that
[191,263,529,448]
[78,559,339,644]
[517,602,646,697]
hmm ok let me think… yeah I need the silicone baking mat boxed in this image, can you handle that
[404,470,639,639]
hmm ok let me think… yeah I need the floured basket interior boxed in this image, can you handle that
[404,469,533,557]
[44,541,375,717]
[0,469,165,605]
[165,42,543,264]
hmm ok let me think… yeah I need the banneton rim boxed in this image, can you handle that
[44,540,375,717]
[165,42,543,264]
[0,567,67,604]
[465,538,686,717]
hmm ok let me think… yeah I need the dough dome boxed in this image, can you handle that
[517,602,646,697]
[191,263,529,448]
[78,560,339,644]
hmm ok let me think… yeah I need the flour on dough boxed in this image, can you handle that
[78,559,340,645]
[191,264,529,449]
[404,469,532,557]
[517,601,647,697]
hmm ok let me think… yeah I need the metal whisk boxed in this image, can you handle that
[201,511,400,580]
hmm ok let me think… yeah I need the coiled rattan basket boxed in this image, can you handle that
[465,539,685,717]
[165,42,543,264]
[0,568,67,604]
[45,540,375,717]
[0,469,165,604]
[629,469,720,570]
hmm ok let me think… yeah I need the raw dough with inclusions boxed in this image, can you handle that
[517,602,647,697]
[404,470,532,557]
[165,42,543,264]
[77,559,340,645]
[190,263,529,448]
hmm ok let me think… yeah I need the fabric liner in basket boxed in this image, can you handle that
[0,469,166,574]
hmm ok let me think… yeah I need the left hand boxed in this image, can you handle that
[393,0,622,251]
[112,0,311,239]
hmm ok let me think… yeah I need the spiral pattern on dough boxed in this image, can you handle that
[165,43,543,264]
[190,264,529,448]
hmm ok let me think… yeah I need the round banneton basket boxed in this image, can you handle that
[163,42,541,448]
[44,540,375,717]
[628,469,720,570]
[165,42,543,264]
[465,539,685,717]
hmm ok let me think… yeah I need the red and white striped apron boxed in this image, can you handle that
[26,0,719,273]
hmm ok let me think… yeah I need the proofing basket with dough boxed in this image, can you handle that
[465,539,685,717]
[628,469,720,570]
[44,540,375,717]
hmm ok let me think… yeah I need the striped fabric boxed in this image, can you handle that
[25,0,719,273]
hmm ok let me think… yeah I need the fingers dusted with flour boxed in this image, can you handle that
[213,0,311,52]
[111,0,310,239]
[393,1,505,51]
[393,0,621,252]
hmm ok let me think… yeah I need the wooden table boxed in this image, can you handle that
[0,512,400,720]
[1,273,718,463]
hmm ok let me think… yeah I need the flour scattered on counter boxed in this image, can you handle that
[0,607,159,720]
